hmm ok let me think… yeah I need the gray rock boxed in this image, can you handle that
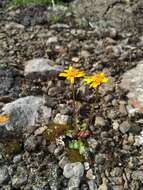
[2,96,51,133]
[68,177,81,190]
[63,162,84,178]
[120,61,143,113]
[119,121,131,134]
[0,166,9,184]
[24,58,63,78]
[12,166,28,188]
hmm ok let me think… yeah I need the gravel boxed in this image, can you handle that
[0,4,143,190]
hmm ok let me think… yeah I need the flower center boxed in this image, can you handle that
[68,70,78,77]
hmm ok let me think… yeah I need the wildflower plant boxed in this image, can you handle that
[59,65,108,156]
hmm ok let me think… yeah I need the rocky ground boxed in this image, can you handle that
[0,2,143,190]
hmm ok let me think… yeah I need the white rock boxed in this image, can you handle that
[46,36,58,44]
[54,113,70,125]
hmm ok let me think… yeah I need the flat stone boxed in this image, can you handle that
[120,61,143,113]
[2,96,51,133]
[24,58,63,78]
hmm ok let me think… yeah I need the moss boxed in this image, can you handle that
[3,139,22,156]
[43,123,68,142]
[66,149,85,162]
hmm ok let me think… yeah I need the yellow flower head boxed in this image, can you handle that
[84,72,108,88]
[59,65,85,84]
[0,114,10,123]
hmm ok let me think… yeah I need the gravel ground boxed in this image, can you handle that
[0,3,143,190]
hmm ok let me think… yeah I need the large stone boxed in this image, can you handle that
[24,58,63,78]
[2,96,52,133]
[120,61,143,113]
[71,0,143,34]
[63,162,84,179]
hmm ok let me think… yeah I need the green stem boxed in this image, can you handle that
[87,89,97,127]
[71,84,77,129]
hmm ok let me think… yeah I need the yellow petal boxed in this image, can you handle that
[59,73,68,77]
[84,77,93,84]
[102,78,108,83]
[77,72,85,77]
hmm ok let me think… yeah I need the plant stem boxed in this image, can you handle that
[87,89,97,127]
[71,84,77,129]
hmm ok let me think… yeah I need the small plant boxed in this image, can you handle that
[59,65,85,129]
[69,139,86,154]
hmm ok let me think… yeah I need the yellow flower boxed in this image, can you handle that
[0,114,10,123]
[59,65,85,84]
[84,72,108,88]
